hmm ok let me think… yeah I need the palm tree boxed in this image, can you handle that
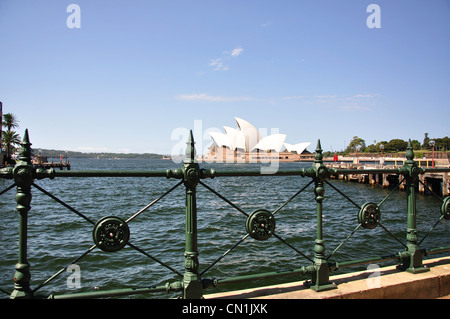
[3,113,19,132]
[2,130,21,159]
[2,113,21,161]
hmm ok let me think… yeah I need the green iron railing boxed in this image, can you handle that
[1,129,449,299]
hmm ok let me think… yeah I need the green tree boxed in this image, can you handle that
[2,113,21,159]
[411,139,421,150]
[385,139,408,152]
[2,130,21,158]
[345,136,366,153]
[364,140,388,153]
[365,144,378,153]
[433,137,450,151]
[3,113,19,132]
[377,141,388,152]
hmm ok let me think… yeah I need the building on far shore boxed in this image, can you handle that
[201,117,313,163]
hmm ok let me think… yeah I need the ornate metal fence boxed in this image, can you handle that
[1,129,449,299]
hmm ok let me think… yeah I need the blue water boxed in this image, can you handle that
[0,159,448,298]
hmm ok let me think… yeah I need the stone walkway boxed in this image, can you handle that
[205,256,450,299]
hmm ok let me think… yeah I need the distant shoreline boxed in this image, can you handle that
[33,148,166,160]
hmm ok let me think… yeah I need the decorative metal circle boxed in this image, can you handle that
[93,216,130,252]
[441,196,450,220]
[358,202,381,229]
[246,209,276,241]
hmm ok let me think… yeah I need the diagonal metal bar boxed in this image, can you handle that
[418,178,443,201]
[126,181,183,223]
[126,242,183,277]
[32,183,95,225]
[327,224,362,260]
[272,180,313,216]
[324,180,361,210]
[379,222,407,249]
[33,244,97,293]
[273,233,313,263]
[0,183,15,196]
[419,215,444,246]
[200,234,250,276]
[199,181,249,217]
[377,176,404,208]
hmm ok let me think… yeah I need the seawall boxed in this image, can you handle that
[205,256,450,299]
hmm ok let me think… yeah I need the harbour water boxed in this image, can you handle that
[0,159,448,298]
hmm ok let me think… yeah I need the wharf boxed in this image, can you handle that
[33,161,71,170]
[205,256,450,299]
[32,155,71,170]
[325,159,450,196]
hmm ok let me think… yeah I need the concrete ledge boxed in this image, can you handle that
[204,256,450,299]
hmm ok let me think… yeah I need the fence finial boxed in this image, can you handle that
[17,129,32,162]
[405,139,414,163]
[315,139,323,162]
[185,130,196,163]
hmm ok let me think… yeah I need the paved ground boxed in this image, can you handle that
[205,256,450,299]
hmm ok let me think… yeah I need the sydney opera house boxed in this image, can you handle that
[202,117,312,163]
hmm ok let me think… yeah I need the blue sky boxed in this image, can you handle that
[0,0,449,155]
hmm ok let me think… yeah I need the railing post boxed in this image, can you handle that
[181,130,203,299]
[307,140,337,291]
[399,140,429,273]
[10,130,34,299]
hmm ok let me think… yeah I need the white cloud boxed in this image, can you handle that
[281,95,304,100]
[313,94,377,102]
[176,93,253,102]
[209,58,229,71]
[339,105,372,111]
[209,47,244,71]
[351,94,379,99]
[314,95,338,99]
[231,47,244,57]
[300,93,379,111]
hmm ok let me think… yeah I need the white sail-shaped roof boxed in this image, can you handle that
[207,117,311,156]
[284,142,311,154]
[235,117,261,152]
[251,134,287,152]
[209,132,231,148]
[223,126,246,150]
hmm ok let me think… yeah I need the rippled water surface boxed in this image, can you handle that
[1,159,448,298]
